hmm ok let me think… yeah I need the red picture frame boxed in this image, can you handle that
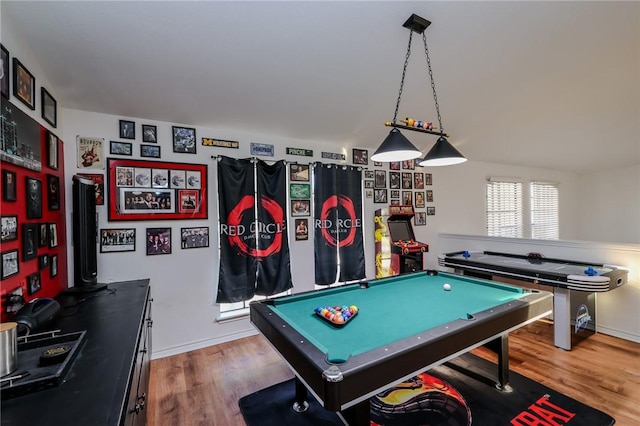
[107,158,208,221]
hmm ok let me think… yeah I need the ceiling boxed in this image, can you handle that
[3,1,639,174]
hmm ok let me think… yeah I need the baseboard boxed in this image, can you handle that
[151,327,259,360]
[596,325,640,344]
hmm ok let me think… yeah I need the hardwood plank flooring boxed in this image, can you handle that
[148,320,640,425]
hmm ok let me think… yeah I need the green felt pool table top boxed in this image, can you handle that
[268,272,527,362]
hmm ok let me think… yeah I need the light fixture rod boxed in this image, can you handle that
[384,122,449,138]
[391,30,413,124]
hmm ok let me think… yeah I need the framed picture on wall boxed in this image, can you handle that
[25,177,42,219]
[47,174,60,210]
[414,212,427,226]
[1,44,9,99]
[291,200,310,217]
[1,216,18,242]
[47,131,59,170]
[1,249,19,280]
[415,191,425,208]
[2,170,16,202]
[41,87,57,127]
[38,222,48,247]
[142,124,157,143]
[100,228,136,253]
[290,164,309,182]
[77,136,105,169]
[22,223,38,261]
[141,144,161,158]
[49,223,58,248]
[352,148,368,165]
[38,254,49,270]
[13,57,35,110]
[172,126,196,154]
[110,141,133,156]
[374,189,388,204]
[27,271,41,295]
[119,120,135,139]
[180,227,209,249]
[50,254,58,278]
[146,227,171,255]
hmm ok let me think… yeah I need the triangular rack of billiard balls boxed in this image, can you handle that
[315,305,358,327]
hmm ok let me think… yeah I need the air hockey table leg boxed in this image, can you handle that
[554,287,571,350]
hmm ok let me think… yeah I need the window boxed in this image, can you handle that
[486,178,559,240]
[531,182,559,240]
[486,179,523,238]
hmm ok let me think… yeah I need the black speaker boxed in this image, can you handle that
[67,175,105,293]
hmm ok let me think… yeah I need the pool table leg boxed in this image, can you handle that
[484,334,513,392]
[293,377,310,413]
[495,335,513,393]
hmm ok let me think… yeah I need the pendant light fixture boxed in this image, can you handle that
[371,14,467,166]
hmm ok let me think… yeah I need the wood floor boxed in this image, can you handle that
[148,320,640,426]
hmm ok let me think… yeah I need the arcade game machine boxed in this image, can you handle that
[374,205,428,278]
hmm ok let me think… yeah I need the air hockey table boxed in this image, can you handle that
[439,250,628,350]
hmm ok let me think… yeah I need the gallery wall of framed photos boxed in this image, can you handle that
[1,97,68,322]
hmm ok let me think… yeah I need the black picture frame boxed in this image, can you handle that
[38,222,49,247]
[180,227,209,249]
[172,126,196,154]
[41,87,57,128]
[1,249,19,280]
[1,215,18,242]
[1,44,9,99]
[142,124,157,143]
[49,223,58,248]
[50,254,58,278]
[47,174,60,210]
[141,144,161,158]
[38,254,49,270]
[22,223,38,261]
[146,227,172,255]
[27,271,41,295]
[12,58,35,110]
[374,189,388,203]
[47,131,59,170]
[25,177,42,219]
[100,228,136,253]
[289,164,309,182]
[119,120,135,139]
[352,148,368,165]
[110,140,133,156]
[2,170,17,202]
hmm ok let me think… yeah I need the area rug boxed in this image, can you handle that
[239,353,615,425]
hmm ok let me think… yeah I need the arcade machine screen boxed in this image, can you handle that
[388,220,413,242]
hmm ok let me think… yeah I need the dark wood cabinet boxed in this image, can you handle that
[124,291,152,426]
[1,280,152,426]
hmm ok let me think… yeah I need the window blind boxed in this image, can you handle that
[531,181,559,240]
[486,179,523,238]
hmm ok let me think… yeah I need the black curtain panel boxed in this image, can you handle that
[216,156,258,303]
[337,166,365,282]
[313,163,365,285]
[255,160,293,296]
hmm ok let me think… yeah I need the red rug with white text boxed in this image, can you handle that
[239,353,614,425]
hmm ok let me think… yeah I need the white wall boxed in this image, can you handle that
[577,164,640,244]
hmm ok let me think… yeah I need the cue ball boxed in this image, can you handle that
[443,283,451,291]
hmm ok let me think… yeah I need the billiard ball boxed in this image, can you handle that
[443,283,451,291]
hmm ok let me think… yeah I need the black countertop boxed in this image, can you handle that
[1,279,150,426]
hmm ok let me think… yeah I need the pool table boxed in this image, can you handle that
[250,271,553,425]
